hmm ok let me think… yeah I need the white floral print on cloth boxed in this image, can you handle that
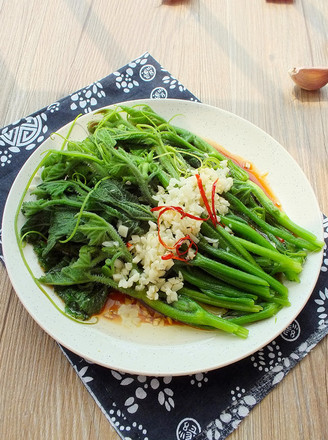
[70,82,106,113]
[190,372,209,388]
[74,364,94,384]
[320,217,328,272]
[114,52,150,93]
[162,74,187,92]
[148,72,187,99]
[315,288,328,329]
[0,113,48,166]
[150,87,168,99]
[204,387,257,440]
[128,52,150,70]
[251,340,283,373]
[111,371,175,414]
[139,64,157,82]
[114,68,140,94]
[47,102,60,113]
[108,402,150,440]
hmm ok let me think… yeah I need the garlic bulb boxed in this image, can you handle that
[288,67,328,91]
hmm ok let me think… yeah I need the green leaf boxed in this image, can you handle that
[31,180,88,199]
[39,245,106,285]
[55,283,109,320]
[77,215,111,246]
[43,209,78,255]
[21,211,51,241]
[88,180,154,222]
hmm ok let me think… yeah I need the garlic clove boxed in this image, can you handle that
[288,67,328,91]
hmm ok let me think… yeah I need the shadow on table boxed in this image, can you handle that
[192,1,278,95]
[63,0,128,67]
[291,85,328,102]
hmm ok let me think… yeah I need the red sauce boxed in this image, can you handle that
[101,292,177,326]
[211,142,282,209]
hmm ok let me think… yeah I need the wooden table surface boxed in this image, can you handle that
[1,1,328,439]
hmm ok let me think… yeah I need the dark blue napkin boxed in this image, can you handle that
[1,53,327,440]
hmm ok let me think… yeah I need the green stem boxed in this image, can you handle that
[197,239,288,297]
[220,215,277,251]
[175,266,258,300]
[180,287,262,313]
[229,302,280,325]
[234,237,303,274]
[191,253,270,287]
[201,221,259,266]
[244,180,324,250]
[225,192,320,251]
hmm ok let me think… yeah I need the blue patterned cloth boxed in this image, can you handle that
[1,53,327,440]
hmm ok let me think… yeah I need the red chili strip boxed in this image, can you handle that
[150,205,203,262]
[195,174,217,226]
[151,205,184,213]
[175,236,191,257]
[161,235,198,262]
[154,207,188,250]
[175,235,198,258]
[161,253,188,262]
[151,205,206,250]
[151,205,207,221]
[161,252,175,260]
[156,209,176,250]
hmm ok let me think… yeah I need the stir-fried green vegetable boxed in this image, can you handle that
[20,104,324,337]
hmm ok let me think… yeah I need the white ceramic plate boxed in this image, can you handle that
[2,99,324,376]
